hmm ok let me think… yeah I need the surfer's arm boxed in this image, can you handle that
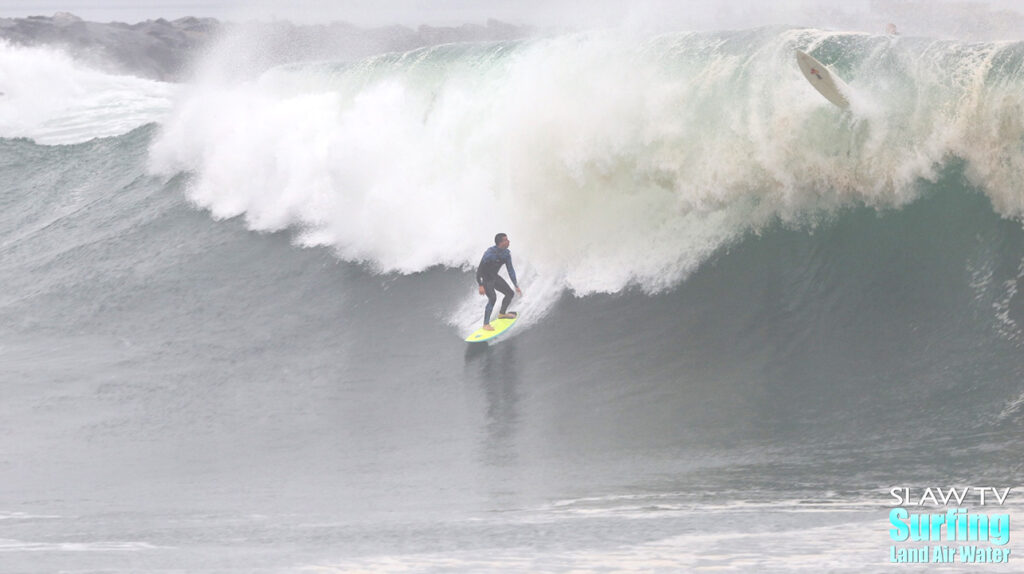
[476,257,486,286]
[505,256,519,288]
[476,259,489,295]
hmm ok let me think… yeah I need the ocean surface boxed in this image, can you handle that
[2,24,1024,573]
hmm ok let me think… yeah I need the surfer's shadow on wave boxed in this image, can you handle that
[464,338,520,378]
[464,340,522,464]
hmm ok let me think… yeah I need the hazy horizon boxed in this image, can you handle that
[1,1,1023,42]
[1,0,1019,32]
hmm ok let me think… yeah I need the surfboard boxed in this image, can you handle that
[465,315,518,343]
[796,49,851,109]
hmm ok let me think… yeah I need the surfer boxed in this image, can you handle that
[476,233,522,331]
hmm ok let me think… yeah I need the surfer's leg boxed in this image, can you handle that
[495,277,515,316]
[483,281,497,326]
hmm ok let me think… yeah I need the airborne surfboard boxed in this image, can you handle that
[465,314,518,343]
[796,49,851,109]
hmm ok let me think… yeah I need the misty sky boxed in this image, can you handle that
[4,0,649,26]
[1,0,1022,38]
[0,0,858,27]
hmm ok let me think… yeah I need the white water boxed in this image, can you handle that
[0,41,176,145]
[1,27,1014,329]
[147,29,1024,322]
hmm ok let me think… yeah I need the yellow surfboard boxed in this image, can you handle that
[465,315,518,343]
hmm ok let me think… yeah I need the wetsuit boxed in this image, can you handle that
[476,246,518,325]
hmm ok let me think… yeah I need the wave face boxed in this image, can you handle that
[3,26,1024,572]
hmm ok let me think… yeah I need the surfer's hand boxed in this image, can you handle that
[516,287,523,296]
[478,285,486,295]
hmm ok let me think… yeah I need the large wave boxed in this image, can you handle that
[4,25,1024,332]
[2,62,1024,459]
[147,28,1024,319]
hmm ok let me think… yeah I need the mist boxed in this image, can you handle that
[4,0,1024,40]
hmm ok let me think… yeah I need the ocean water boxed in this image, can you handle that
[2,25,1024,573]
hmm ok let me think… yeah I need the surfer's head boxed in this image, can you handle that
[494,233,509,248]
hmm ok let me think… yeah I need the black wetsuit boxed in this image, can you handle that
[476,246,518,325]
